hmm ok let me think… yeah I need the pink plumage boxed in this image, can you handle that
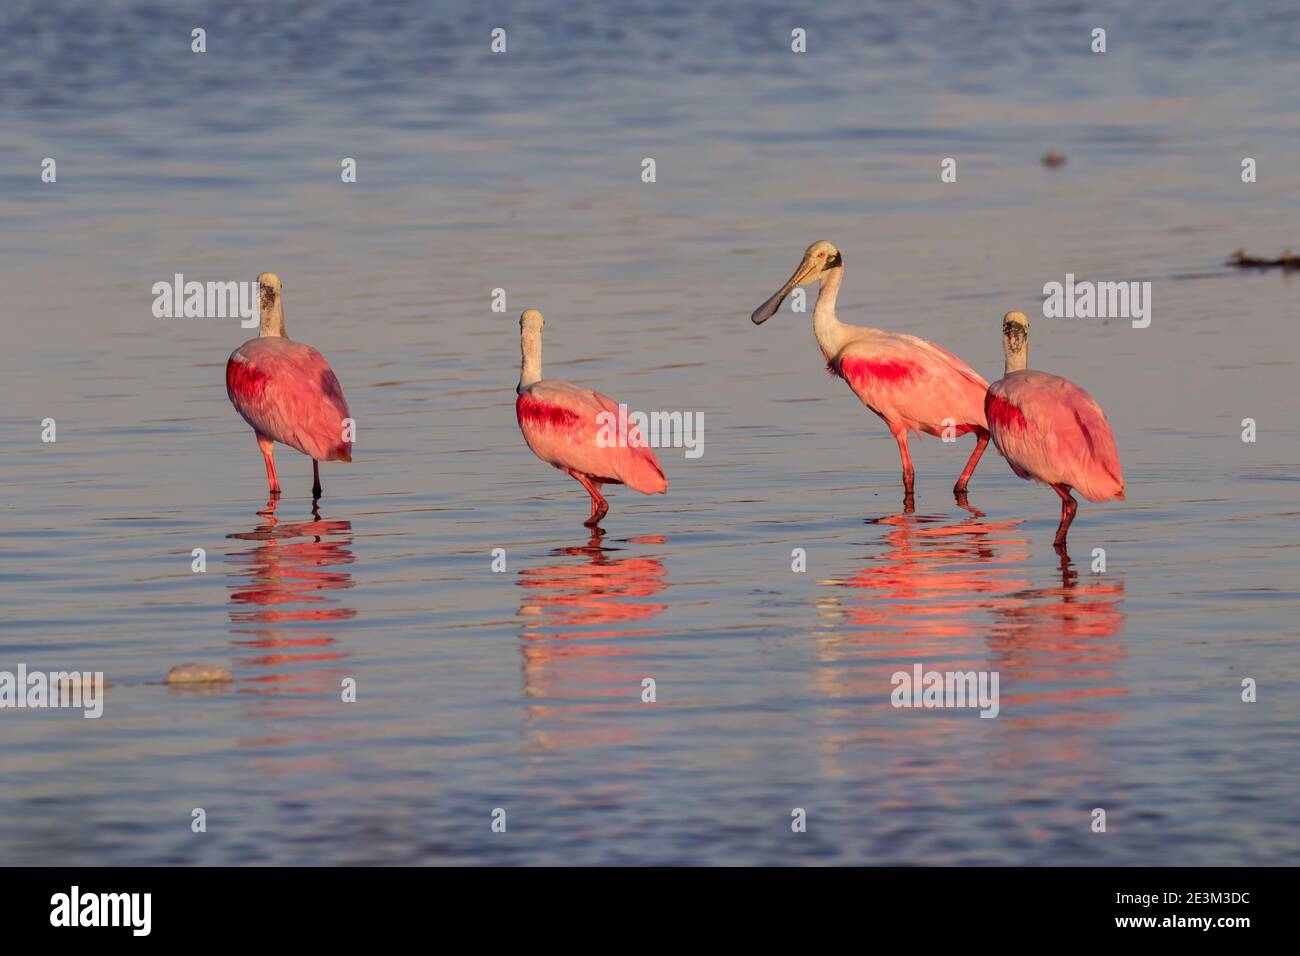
[831,332,990,439]
[984,309,1124,549]
[514,308,667,527]
[225,273,352,499]
[517,381,668,495]
[751,241,993,504]
[227,338,353,463]
[985,370,1124,503]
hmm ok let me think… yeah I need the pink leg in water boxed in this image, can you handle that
[954,428,990,495]
[566,469,610,527]
[257,433,281,497]
[1051,482,1079,548]
[891,424,916,513]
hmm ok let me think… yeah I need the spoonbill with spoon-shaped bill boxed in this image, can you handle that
[751,240,991,510]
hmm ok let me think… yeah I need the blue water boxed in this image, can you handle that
[1,0,1298,864]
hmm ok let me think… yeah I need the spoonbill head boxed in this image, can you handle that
[1002,309,1029,368]
[514,309,667,527]
[256,272,286,337]
[985,310,1125,550]
[751,239,842,324]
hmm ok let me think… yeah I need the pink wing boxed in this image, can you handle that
[985,370,1124,502]
[831,331,990,436]
[516,380,668,495]
[227,338,353,462]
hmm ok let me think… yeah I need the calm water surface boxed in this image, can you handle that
[2,0,1298,864]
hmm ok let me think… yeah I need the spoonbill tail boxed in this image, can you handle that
[225,273,352,499]
[751,240,991,509]
[985,311,1125,548]
[515,309,667,526]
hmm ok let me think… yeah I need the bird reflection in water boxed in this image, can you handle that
[816,505,1126,725]
[226,496,356,707]
[516,530,668,750]
[987,547,1127,725]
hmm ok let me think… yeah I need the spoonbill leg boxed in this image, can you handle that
[567,468,610,527]
[890,424,916,510]
[1051,482,1079,547]
[257,433,281,497]
[953,428,990,496]
[312,460,322,499]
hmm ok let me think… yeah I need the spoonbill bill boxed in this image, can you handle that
[751,240,991,508]
[226,273,352,499]
[985,311,1124,548]
[515,309,667,526]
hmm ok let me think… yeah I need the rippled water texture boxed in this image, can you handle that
[1,0,1298,864]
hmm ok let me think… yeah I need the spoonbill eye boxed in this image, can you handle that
[817,252,825,257]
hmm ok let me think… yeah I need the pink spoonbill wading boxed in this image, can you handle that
[751,240,991,510]
[984,311,1125,549]
[515,309,668,526]
[226,272,353,499]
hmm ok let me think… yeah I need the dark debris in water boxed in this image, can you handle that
[1228,249,1298,270]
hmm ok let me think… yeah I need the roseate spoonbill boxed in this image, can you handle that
[750,240,991,509]
[225,273,352,499]
[985,311,1125,548]
[515,309,667,526]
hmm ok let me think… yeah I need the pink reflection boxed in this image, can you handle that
[225,496,356,704]
[828,509,1032,640]
[987,552,1127,726]
[817,507,1126,726]
[516,530,668,750]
